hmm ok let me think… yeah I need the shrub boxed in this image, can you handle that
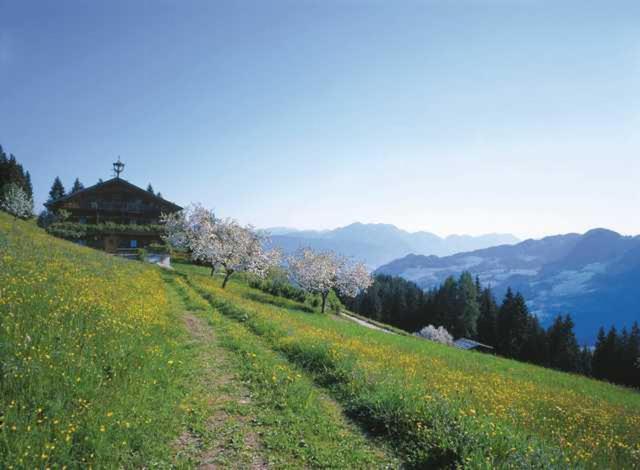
[248,272,309,304]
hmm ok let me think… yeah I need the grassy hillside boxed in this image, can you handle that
[2,212,639,468]
[0,213,196,466]
[179,263,640,469]
[0,214,399,468]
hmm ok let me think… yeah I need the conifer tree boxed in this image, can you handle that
[456,272,480,338]
[497,290,529,358]
[577,345,593,376]
[147,183,154,193]
[521,314,547,365]
[627,322,640,387]
[591,327,608,379]
[546,315,580,372]
[48,177,66,201]
[24,171,33,200]
[0,147,32,198]
[477,287,498,347]
[71,177,84,193]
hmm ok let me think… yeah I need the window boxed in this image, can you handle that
[79,216,87,224]
[130,240,138,248]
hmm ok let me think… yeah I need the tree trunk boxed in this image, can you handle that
[210,264,215,276]
[222,270,233,289]
[321,292,328,314]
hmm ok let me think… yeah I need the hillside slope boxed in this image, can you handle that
[178,263,640,469]
[0,213,399,468]
[3,214,639,468]
[377,229,640,342]
[0,213,190,466]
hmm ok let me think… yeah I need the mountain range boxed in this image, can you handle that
[376,228,640,343]
[265,223,519,268]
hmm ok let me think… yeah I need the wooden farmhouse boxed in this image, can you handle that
[45,161,181,253]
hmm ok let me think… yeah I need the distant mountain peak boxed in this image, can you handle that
[582,228,622,238]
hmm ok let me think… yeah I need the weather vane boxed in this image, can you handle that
[113,156,125,178]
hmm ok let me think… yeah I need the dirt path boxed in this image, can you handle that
[176,312,267,469]
[338,310,398,335]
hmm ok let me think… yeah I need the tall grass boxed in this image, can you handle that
[183,267,640,469]
[0,214,191,467]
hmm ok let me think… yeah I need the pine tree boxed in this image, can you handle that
[360,283,383,321]
[577,346,593,376]
[0,147,32,199]
[598,327,620,383]
[627,322,640,387]
[147,183,154,194]
[521,314,547,365]
[497,290,529,358]
[71,177,84,193]
[432,276,458,333]
[48,177,66,201]
[615,327,630,384]
[477,287,498,347]
[592,327,608,379]
[24,171,33,200]
[0,147,10,189]
[456,272,480,338]
[546,315,580,372]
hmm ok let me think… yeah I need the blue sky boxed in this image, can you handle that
[1,0,638,239]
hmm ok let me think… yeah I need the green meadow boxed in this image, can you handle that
[2,212,639,468]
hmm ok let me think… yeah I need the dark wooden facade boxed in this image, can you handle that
[45,178,182,252]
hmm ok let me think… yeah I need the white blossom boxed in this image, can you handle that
[0,183,33,219]
[336,261,373,298]
[415,325,454,346]
[161,204,280,288]
[288,248,372,313]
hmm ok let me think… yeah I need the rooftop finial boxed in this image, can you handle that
[113,156,125,178]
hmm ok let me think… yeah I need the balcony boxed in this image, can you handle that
[79,202,160,213]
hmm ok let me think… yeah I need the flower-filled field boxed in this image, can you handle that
[185,267,640,469]
[0,213,186,467]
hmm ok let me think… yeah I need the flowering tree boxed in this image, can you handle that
[162,204,280,288]
[162,204,216,260]
[288,248,372,313]
[0,183,33,219]
[205,217,281,288]
[415,325,454,346]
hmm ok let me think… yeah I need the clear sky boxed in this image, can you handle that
[1,0,638,239]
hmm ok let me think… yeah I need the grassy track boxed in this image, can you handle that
[179,263,640,469]
[166,272,400,468]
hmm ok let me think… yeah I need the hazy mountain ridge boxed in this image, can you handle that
[265,222,519,268]
[376,228,640,342]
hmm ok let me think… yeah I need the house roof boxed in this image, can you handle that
[45,177,182,212]
[453,338,494,350]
